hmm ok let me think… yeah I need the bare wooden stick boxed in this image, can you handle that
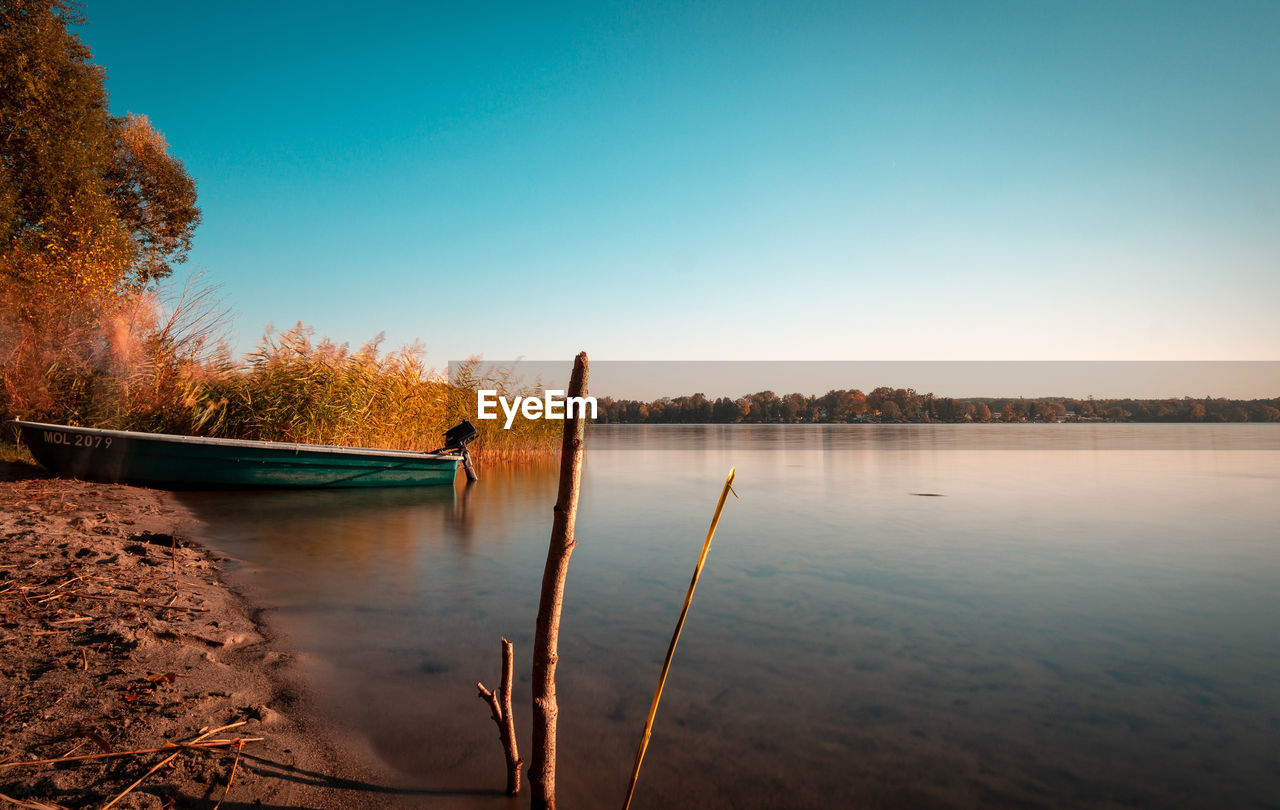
[477,638,522,794]
[622,467,738,810]
[529,352,589,810]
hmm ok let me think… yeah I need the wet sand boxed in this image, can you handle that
[0,461,420,809]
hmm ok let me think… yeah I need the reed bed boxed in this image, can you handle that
[0,284,560,460]
[181,325,559,460]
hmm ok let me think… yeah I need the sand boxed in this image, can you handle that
[0,460,400,809]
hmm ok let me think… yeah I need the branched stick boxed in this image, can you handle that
[477,638,522,794]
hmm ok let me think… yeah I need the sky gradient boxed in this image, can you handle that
[76,1,1279,375]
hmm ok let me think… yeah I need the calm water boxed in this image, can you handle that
[180,425,1280,809]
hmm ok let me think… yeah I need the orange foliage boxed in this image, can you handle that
[4,193,135,312]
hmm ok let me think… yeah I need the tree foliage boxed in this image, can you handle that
[0,0,199,297]
[1,0,200,426]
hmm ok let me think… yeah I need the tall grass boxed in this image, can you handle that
[1,285,560,461]
[183,324,558,459]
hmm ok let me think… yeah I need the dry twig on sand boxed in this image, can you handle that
[1,722,261,809]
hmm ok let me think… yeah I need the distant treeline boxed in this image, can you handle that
[594,388,1280,424]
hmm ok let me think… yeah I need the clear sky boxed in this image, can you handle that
[76,1,1279,374]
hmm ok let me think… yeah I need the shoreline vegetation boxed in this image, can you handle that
[594,389,1280,424]
[0,309,563,461]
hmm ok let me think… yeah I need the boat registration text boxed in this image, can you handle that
[44,430,113,449]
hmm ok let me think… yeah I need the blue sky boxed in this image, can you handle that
[77,1,1278,371]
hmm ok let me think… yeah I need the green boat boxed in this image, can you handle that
[8,420,473,489]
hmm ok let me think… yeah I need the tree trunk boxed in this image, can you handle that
[529,352,589,810]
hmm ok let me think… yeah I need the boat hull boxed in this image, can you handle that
[9,421,460,489]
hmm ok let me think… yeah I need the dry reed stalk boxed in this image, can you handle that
[0,722,256,771]
[0,739,261,771]
[56,742,88,760]
[621,467,737,810]
[211,739,244,810]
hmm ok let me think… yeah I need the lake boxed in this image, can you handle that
[180,424,1280,809]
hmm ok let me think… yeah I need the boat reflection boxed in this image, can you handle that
[177,457,560,571]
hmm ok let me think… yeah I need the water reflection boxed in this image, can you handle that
[179,427,1280,809]
[587,422,1280,451]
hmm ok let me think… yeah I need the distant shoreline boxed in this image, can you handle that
[593,390,1280,425]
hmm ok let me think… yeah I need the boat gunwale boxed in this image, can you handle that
[8,420,459,462]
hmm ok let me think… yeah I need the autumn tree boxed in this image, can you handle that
[847,389,867,417]
[1,0,201,423]
[781,392,807,422]
[0,0,199,298]
[817,390,840,421]
[932,397,963,421]
[745,390,780,422]
[105,113,200,282]
[896,388,922,417]
[866,386,895,415]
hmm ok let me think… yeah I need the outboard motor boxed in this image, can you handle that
[444,419,478,451]
[443,419,479,482]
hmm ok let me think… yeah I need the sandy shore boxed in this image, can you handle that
[0,460,404,809]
